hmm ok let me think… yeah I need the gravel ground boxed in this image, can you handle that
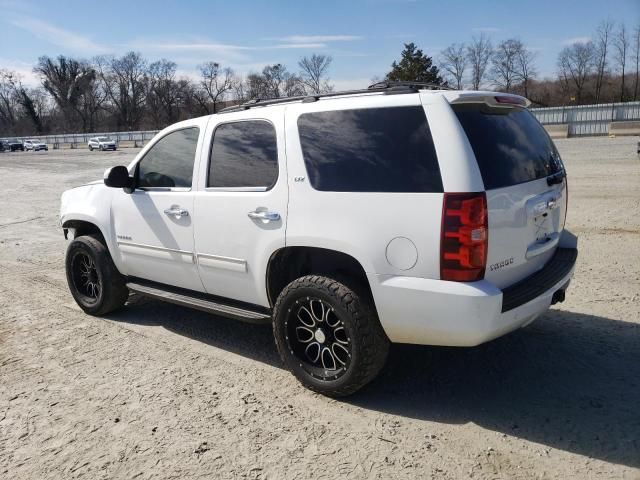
[0,138,639,480]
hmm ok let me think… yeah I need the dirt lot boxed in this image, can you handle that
[0,138,639,480]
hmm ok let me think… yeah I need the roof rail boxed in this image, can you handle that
[368,81,453,91]
[220,81,452,113]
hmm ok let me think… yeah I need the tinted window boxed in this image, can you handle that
[138,128,199,188]
[297,106,443,193]
[208,121,278,188]
[453,104,564,190]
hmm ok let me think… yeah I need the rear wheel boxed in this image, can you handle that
[65,235,129,315]
[273,275,389,397]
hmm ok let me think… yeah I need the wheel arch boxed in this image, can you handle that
[266,246,374,307]
[62,218,106,242]
[62,216,126,274]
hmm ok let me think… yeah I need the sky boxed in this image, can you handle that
[1,0,639,90]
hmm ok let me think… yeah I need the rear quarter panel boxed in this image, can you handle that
[284,94,445,279]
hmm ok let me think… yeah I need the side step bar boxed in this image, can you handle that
[126,282,272,324]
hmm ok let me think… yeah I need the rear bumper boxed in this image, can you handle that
[370,246,578,347]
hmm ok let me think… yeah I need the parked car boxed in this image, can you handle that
[24,139,48,151]
[60,82,577,397]
[5,139,24,151]
[88,136,117,151]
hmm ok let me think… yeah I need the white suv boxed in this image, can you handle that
[60,82,577,396]
[24,139,48,151]
[88,136,117,151]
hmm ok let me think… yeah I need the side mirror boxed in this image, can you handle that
[104,166,134,192]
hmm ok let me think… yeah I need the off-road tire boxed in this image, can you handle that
[273,275,389,397]
[65,235,129,315]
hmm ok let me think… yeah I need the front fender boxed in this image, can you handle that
[60,184,123,271]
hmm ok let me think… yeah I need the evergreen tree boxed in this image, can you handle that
[386,43,445,84]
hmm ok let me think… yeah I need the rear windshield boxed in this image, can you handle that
[453,104,563,190]
[297,106,443,193]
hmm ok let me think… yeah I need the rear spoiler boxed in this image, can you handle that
[449,93,532,109]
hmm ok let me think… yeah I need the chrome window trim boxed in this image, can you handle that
[203,186,268,193]
[136,187,192,193]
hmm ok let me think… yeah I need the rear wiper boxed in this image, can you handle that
[546,170,566,186]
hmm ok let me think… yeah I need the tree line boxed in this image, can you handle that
[437,20,640,106]
[0,53,334,136]
[1,19,638,137]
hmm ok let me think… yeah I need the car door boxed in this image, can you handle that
[111,122,207,292]
[193,111,288,307]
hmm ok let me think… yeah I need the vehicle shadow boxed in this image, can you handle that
[107,300,640,468]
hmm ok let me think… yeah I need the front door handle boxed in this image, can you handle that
[248,210,280,222]
[164,206,189,219]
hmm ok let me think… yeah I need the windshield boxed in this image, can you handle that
[97,137,111,141]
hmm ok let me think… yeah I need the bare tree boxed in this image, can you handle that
[245,73,269,99]
[557,41,595,104]
[439,43,467,89]
[0,69,19,132]
[594,19,614,102]
[633,24,640,100]
[146,59,183,127]
[33,55,97,131]
[195,62,235,114]
[14,84,44,133]
[261,64,303,98]
[491,39,522,91]
[283,73,306,97]
[614,23,630,101]
[515,42,537,98]
[298,54,333,94]
[232,75,247,102]
[95,52,148,130]
[467,34,493,90]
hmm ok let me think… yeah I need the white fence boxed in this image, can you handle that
[0,130,160,146]
[531,101,640,136]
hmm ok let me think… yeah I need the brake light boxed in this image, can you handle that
[494,95,527,106]
[441,193,488,282]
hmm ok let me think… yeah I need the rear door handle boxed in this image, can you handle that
[164,206,189,219]
[247,210,280,222]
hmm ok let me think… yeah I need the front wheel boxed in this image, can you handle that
[89,145,93,151]
[273,275,389,397]
[65,235,129,315]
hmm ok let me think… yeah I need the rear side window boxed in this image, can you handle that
[208,121,278,189]
[138,127,199,188]
[297,106,443,192]
[452,104,563,190]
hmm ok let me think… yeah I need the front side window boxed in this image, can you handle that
[138,127,200,188]
[208,121,278,189]
[297,106,443,193]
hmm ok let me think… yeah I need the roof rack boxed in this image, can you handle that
[367,81,453,91]
[220,81,452,113]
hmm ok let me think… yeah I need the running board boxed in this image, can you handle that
[126,281,272,324]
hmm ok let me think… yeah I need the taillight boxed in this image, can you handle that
[441,193,488,282]
[563,177,568,228]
